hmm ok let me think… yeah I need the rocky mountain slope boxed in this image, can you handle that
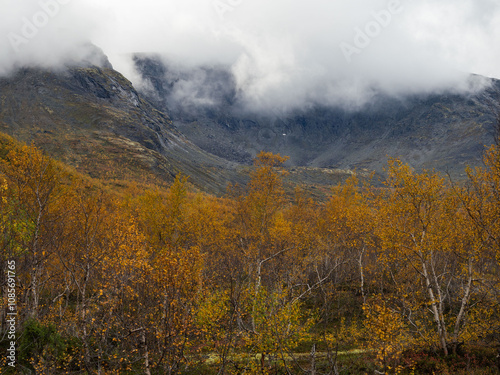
[0,62,246,194]
[134,55,500,178]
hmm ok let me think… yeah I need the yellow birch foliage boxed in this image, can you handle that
[195,289,236,366]
[244,287,314,373]
[363,297,409,374]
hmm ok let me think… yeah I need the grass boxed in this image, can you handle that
[182,346,500,375]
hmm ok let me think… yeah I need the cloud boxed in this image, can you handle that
[0,0,101,74]
[1,0,499,110]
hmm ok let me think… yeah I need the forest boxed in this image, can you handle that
[0,130,499,375]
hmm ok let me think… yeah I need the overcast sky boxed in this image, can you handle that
[1,0,499,110]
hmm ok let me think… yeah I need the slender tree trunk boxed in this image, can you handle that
[30,261,40,319]
[310,344,316,375]
[252,259,262,332]
[430,257,448,343]
[422,261,448,355]
[141,329,152,375]
[81,265,92,371]
[29,208,44,319]
[452,259,473,354]
[358,246,366,304]
[97,348,102,375]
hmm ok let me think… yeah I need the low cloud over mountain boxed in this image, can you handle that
[1,0,500,110]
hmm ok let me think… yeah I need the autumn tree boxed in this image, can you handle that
[456,138,500,354]
[233,152,291,329]
[0,144,70,320]
[363,296,409,374]
[229,152,323,370]
[376,159,491,355]
[51,183,117,372]
[317,176,376,308]
[132,175,205,374]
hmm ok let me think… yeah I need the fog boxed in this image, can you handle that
[1,0,500,110]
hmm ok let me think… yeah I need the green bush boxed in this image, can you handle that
[17,319,82,372]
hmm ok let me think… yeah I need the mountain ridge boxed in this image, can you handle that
[133,55,500,178]
[0,49,499,197]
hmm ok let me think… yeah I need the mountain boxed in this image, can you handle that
[1,48,498,197]
[0,60,247,194]
[0,50,364,196]
[134,55,500,178]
